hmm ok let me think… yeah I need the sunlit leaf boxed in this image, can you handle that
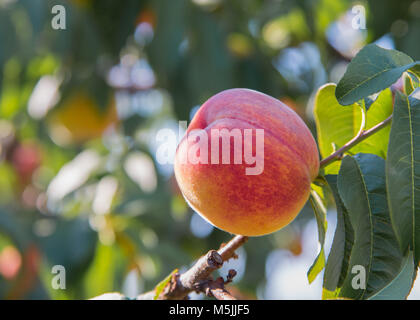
[307,190,327,283]
[403,72,417,96]
[351,88,393,158]
[314,83,363,174]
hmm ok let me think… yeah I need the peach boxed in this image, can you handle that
[174,88,319,236]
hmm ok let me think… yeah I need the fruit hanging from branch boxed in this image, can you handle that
[174,88,319,236]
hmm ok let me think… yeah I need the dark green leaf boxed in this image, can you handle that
[336,44,416,105]
[38,218,97,284]
[386,89,420,263]
[369,251,416,300]
[337,153,403,299]
[323,175,354,297]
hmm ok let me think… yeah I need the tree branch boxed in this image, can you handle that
[136,235,248,300]
[204,276,237,300]
[218,235,249,261]
[319,115,393,168]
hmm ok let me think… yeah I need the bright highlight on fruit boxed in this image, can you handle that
[174,88,319,236]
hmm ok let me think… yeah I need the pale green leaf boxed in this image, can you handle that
[314,83,363,174]
[307,190,327,283]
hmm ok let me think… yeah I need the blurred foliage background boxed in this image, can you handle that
[0,0,419,300]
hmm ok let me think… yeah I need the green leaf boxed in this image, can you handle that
[409,64,420,79]
[351,89,393,158]
[336,44,416,105]
[314,83,363,174]
[323,175,354,297]
[38,218,97,284]
[307,190,327,283]
[337,153,403,299]
[386,90,420,263]
[83,243,127,299]
[364,97,374,111]
[403,72,416,96]
[314,85,393,175]
[0,209,31,251]
[154,269,178,300]
[369,251,416,300]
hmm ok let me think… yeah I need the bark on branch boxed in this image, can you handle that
[136,235,248,300]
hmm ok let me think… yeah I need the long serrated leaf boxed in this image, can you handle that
[323,175,354,296]
[337,153,403,299]
[336,44,416,105]
[307,190,327,283]
[386,89,420,263]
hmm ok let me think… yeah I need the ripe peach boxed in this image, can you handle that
[174,88,319,236]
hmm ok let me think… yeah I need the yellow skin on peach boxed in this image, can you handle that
[174,88,319,236]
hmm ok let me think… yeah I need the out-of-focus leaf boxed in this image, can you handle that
[0,58,23,119]
[0,11,17,64]
[83,242,127,298]
[262,8,310,50]
[90,0,144,57]
[37,218,97,284]
[0,163,17,205]
[0,210,31,251]
[148,0,188,76]
[314,0,347,36]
